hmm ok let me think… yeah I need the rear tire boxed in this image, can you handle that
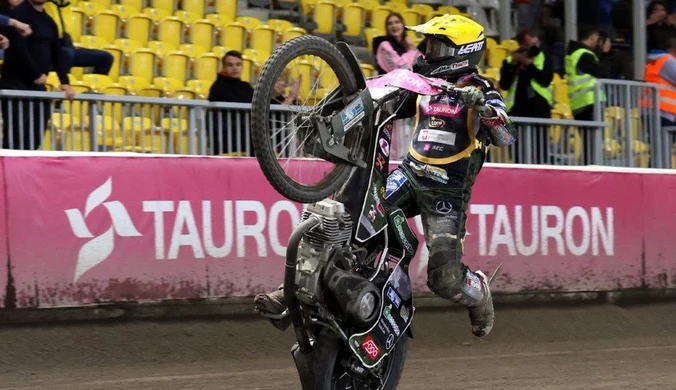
[250,35,361,204]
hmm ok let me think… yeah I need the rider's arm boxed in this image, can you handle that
[471,75,518,146]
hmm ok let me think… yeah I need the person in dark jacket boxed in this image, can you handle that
[0,0,74,150]
[207,50,254,155]
[646,0,676,52]
[499,28,553,163]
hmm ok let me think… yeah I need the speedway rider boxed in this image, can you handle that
[255,15,517,339]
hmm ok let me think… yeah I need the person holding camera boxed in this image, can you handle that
[565,25,613,121]
[499,28,553,163]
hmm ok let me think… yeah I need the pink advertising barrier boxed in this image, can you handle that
[0,151,674,309]
[0,157,7,308]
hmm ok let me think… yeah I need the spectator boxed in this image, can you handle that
[372,12,422,74]
[207,50,253,155]
[565,25,612,121]
[647,0,676,52]
[642,37,676,127]
[0,0,74,150]
[0,8,32,59]
[45,0,113,76]
[500,28,553,163]
[270,74,301,156]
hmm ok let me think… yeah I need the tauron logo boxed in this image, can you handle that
[65,177,141,283]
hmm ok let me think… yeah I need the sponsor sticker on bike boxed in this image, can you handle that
[379,138,390,157]
[400,306,410,322]
[386,286,402,308]
[385,170,407,198]
[340,97,365,132]
[361,335,380,361]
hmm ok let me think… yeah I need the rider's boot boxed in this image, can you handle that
[253,286,292,332]
[455,270,494,338]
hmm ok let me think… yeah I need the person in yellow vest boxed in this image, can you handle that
[499,28,553,163]
[45,0,113,75]
[565,25,612,121]
[643,37,676,127]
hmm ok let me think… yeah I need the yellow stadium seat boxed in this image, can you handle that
[410,3,433,17]
[161,117,193,154]
[126,14,153,45]
[93,11,120,44]
[114,38,143,53]
[174,10,201,24]
[488,44,510,69]
[371,6,391,34]
[79,34,108,48]
[121,116,159,152]
[143,7,171,21]
[438,5,461,15]
[90,0,113,8]
[501,39,519,51]
[357,0,377,12]
[243,48,268,64]
[401,8,419,26]
[205,13,229,27]
[64,115,123,151]
[266,19,294,34]
[158,16,185,47]
[211,45,233,59]
[101,84,129,121]
[111,4,139,20]
[425,11,444,22]
[77,1,103,16]
[314,1,337,35]
[178,43,206,58]
[120,0,144,11]
[181,0,205,19]
[214,0,237,22]
[70,7,85,42]
[162,51,189,81]
[240,53,254,83]
[299,0,315,16]
[235,16,262,32]
[118,75,151,92]
[193,53,220,81]
[147,40,176,55]
[220,22,246,51]
[102,45,123,81]
[250,25,276,56]
[384,1,405,13]
[153,76,184,91]
[186,79,211,98]
[342,4,366,43]
[190,19,215,51]
[82,74,115,92]
[282,27,306,43]
[360,63,375,78]
[171,88,196,99]
[150,0,175,13]
[364,27,378,52]
[130,48,158,82]
[290,58,313,101]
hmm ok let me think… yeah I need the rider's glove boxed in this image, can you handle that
[457,86,485,107]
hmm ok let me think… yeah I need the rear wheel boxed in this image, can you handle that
[250,35,364,204]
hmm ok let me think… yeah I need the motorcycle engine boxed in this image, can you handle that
[295,199,353,306]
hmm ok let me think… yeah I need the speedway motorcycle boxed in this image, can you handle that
[250,36,489,389]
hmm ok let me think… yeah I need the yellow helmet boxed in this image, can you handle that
[406,14,486,78]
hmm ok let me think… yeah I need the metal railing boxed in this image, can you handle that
[0,80,674,169]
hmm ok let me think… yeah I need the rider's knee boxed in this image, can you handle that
[426,235,466,300]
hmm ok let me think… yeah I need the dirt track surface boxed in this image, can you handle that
[1,302,676,389]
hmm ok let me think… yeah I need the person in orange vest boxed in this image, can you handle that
[643,37,676,127]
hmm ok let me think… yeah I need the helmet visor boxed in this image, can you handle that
[425,37,455,61]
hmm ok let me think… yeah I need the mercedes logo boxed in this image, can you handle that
[386,334,395,350]
[435,200,452,215]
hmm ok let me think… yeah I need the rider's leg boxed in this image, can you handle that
[413,153,494,338]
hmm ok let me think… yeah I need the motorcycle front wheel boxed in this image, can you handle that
[250,35,364,204]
